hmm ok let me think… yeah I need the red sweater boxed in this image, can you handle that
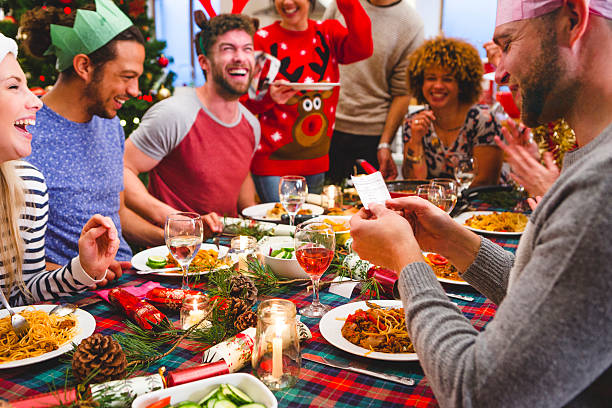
[244,0,372,176]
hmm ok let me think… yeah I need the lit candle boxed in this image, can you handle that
[272,324,283,379]
[239,236,248,272]
[322,185,342,209]
[183,307,206,330]
[180,294,211,330]
[231,236,256,273]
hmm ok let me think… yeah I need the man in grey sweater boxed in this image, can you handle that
[349,0,612,406]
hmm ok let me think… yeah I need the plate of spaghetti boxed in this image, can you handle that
[0,304,95,369]
[423,252,469,285]
[454,211,528,236]
[131,244,233,276]
[319,300,418,361]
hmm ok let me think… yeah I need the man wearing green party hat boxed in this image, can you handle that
[22,0,162,273]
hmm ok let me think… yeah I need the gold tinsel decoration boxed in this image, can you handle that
[531,118,576,167]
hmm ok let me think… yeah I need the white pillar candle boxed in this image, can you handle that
[272,330,283,379]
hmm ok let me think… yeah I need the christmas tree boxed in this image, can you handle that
[0,0,175,136]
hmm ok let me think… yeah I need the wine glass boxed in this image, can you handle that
[416,183,445,210]
[294,222,335,318]
[279,175,308,226]
[165,212,203,290]
[454,156,478,194]
[432,178,459,213]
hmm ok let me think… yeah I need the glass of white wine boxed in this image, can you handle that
[432,178,459,213]
[454,156,478,194]
[278,176,308,226]
[416,183,445,210]
[165,212,203,290]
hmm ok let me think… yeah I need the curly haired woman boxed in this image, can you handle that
[402,37,504,187]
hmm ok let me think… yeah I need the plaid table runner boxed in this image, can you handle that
[1,205,521,407]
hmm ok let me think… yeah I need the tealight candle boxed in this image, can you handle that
[180,293,211,330]
[322,185,343,209]
[231,236,257,273]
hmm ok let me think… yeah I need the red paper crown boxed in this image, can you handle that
[198,0,250,18]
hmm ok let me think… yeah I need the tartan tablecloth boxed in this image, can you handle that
[1,207,520,408]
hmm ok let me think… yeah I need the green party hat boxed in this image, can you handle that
[44,0,133,71]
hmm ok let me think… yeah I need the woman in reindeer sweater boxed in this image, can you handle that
[243,0,372,202]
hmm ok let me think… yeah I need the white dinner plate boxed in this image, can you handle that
[241,203,324,222]
[131,244,230,276]
[422,252,469,286]
[319,300,419,362]
[0,304,96,369]
[271,81,340,91]
[454,211,525,236]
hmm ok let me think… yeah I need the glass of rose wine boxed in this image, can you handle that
[165,212,203,290]
[279,176,308,227]
[294,222,335,318]
[432,178,459,213]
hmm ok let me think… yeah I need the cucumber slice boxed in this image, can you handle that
[146,256,167,268]
[221,384,253,405]
[239,404,267,408]
[206,398,218,408]
[197,386,221,405]
[212,400,237,408]
[173,402,201,408]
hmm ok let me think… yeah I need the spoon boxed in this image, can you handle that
[49,303,78,317]
[0,289,29,338]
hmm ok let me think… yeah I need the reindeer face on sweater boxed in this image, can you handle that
[270,89,333,161]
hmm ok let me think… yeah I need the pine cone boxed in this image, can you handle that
[234,310,257,332]
[72,333,127,383]
[225,297,249,319]
[229,274,258,306]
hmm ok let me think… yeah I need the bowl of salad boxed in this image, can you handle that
[259,238,308,280]
[132,373,277,408]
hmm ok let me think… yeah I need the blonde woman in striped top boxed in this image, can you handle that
[0,33,121,306]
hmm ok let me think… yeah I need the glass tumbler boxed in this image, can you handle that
[252,299,300,390]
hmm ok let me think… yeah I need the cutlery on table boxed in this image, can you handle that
[136,267,182,275]
[446,293,474,302]
[49,303,78,317]
[0,288,30,338]
[302,353,415,386]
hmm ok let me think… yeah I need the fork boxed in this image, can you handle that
[0,289,30,338]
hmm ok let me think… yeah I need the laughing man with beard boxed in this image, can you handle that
[22,0,161,268]
[123,13,260,234]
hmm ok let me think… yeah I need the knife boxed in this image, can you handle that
[446,293,475,302]
[302,353,415,386]
[136,267,182,275]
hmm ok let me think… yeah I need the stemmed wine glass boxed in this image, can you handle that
[416,183,446,210]
[165,212,203,290]
[432,178,459,213]
[454,156,478,194]
[294,222,335,318]
[279,175,308,226]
